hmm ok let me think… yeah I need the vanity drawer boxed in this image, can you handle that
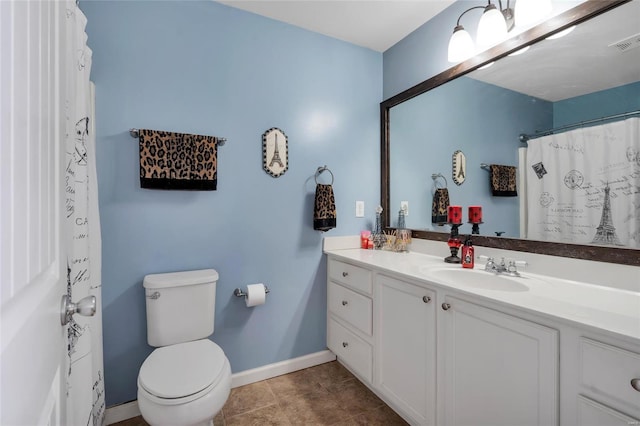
[328,259,372,295]
[580,338,640,412]
[328,281,372,336]
[328,318,372,383]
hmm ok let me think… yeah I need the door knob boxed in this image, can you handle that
[60,294,96,325]
[442,303,451,311]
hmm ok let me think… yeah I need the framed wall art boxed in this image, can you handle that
[452,150,466,186]
[262,127,288,178]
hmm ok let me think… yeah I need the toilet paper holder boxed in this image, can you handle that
[234,285,270,298]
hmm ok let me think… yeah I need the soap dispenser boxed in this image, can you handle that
[461,236,474,269]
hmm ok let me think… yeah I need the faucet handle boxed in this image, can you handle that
[477,255,497,272]
[506,259,528,275]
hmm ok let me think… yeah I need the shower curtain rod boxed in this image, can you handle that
[518,109,640,143]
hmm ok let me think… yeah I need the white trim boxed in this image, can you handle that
[323,236,360,251]
[104,350,336,424]
[104,400,140,425]
[231,349,336,388]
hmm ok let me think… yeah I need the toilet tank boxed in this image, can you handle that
[143,269,219,347]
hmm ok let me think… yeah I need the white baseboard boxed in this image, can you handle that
[104,350,336,425]
[104,400,140,425]
[230,349,336,388]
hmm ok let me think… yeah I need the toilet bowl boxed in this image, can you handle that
[137,339,231,426]
[137,269,230,426]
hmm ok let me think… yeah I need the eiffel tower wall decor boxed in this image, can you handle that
[262,127,288,178]
[452,150,466,186]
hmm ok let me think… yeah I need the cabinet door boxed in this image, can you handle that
[375,275,436,425]
[441,297,558,426]
[577,395,640,426]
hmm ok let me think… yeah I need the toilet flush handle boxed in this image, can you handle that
[60,294,96,326]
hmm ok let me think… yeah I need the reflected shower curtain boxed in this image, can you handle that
[63,2,105,425]
[525,117,640,248]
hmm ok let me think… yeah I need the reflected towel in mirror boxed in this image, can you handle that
[490,164,517,196]
[432,188,450,224]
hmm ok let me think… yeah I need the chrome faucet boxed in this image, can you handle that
[479,256,528,277]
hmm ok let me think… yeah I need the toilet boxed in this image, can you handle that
[137,269,231,426]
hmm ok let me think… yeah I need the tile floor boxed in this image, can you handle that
[113,361,407,426]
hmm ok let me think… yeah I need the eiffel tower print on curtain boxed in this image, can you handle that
[591,183,623,246]
[262,127,288,178]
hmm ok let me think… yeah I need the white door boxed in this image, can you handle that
[441,297,559,426]
[375,275,436,425]
[1,1,68,424]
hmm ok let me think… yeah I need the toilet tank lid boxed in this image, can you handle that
[143,269,219,289]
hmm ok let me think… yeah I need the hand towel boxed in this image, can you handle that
[431,188,450,224]
[139,129,218,190]
[314,184,336,231]
[490,164,517,196]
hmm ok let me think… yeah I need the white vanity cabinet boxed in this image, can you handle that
[439,296,559,426]
[374,274,436,426]
[326,259,373,382]
[324,251,640,426]
[573,337,640,425]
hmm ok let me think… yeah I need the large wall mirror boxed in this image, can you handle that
[381,0,640,265]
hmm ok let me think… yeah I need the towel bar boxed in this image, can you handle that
[129,128,227,146]
[431,173,447,188]
[315,165,334,185]
[480,163,491,171]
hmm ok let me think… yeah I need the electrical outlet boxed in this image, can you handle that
[401,201,409,216]
[355,201,365,217]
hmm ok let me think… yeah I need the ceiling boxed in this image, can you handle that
[467,0,640,101]
[216,0,455,52]
[216,1,640,101]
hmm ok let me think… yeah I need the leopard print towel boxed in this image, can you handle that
[489,164,517,197]
[431,188,450,224]
[139,129,218,190]
[314,184,336,231]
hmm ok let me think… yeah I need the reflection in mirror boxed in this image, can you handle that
[388,0,640,250]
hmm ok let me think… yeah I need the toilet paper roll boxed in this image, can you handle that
[245,283,266,307]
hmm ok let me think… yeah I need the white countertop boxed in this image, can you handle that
[325,248,640,342]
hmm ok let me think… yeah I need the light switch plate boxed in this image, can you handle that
[355,201,365,217]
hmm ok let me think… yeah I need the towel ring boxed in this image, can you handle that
[431,173,447,189]
[315,166,334,185]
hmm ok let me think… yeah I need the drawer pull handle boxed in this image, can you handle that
[442,303,451,311]
[632,378,640,392]
[342,300,348,306]
[423,296,431,303]
[342,272,349,277]
[342,342,349,348]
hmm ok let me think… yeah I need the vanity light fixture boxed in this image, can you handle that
[447,0,552,63]
[508,45,530,56]
[546,26,576,40]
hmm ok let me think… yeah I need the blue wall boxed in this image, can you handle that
[81,0,381,406]
[390,77,552,237]
[554,81,640,127]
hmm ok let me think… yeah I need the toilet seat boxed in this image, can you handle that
[138,339,228,404]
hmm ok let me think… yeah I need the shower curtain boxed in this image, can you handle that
[525,117,640,248]
[63,2,105,425]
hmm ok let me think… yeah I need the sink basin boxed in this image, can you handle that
[424,267,529,292]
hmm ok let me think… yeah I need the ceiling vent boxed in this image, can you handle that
[608,32,640,52]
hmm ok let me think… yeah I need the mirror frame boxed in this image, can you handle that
[380,0,639,266]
